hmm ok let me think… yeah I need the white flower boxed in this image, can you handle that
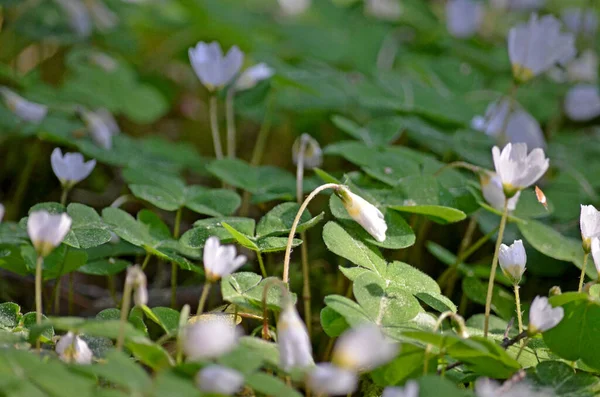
[189,41,244,91]
[580,204,600,252]
[564,84,600,122]
[292,133,323,169]
[277,0,311,16]
[480,171,521,212]
[490,0,545,11]
[591,238,600,275]
[562,8,598,37]
[382,381,419,397]
[0,87,48,124]
[499,240,527,284]
[89,52,118,72]
[51,148,96,188]
[491,143,549,196]
[528,295,564,334]
[126,265,148,307]
[446,0,483,39]
[475,377,551,397]
[471,100,546,149]
[55,332,93,364]
[277,302,314,371]
[27,211,72,257]
[203,236,246,282]
[182,319,240,360]
[235,63,274,91]
[566,50,598,83]
[365,0,403,21]
[508,14,576,82]
[337,186,387,242]
[88,0,118,32]
[331,324,398,371]
[195,365,244,395]
[54,0,93,37]
[0,204,4,223]
[81,108,120,149]
[307,363,357,396]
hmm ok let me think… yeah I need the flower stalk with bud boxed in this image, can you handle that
[499,240,527,335]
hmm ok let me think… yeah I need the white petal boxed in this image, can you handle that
[564,84,600,122]
[332,324,398,371]
[278,304,314,371]
[307,364,357,396]
[0,87,48,123]
[446,0,483,39]
[0,204,4,223]
[196,365,244,395]
[56,332,93,364]
[235,63,275,91]
[182,320,240,360]
[338,187,388,242]
[592,238,600,275]
[278,0,311,16]
[27,211,72,255]
[382,381,419,397]
[528,295,564,333]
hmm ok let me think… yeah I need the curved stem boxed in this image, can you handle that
[424,311,468,374]
[226,88,236,159]
[283,183,340,284]
[110,194,134,208]
[514,284,523,344]
[257,252,267,278]
[484,199,509,337]
[196,281,212,316]
[209,95,223,160]
[116,281,132,351]
[578,252,589,293]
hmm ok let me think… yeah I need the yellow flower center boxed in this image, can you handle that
[512,64,534,84]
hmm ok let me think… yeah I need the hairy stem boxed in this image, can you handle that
[257,252,267,278]
[196,282,212,316]
[209,95,223,160]
[35,256,43,325]
[514,284,523,339]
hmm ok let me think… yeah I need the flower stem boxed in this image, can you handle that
[514,284,523,338]
[283,183,340,284]
[60,187,70,207]
[484,199,509,337]
[250,93,274,166]
[578,252,589,293]
[196,282,212,316]
[35,256,43,325]
[171,208,183,309]
[209,95,223,160]
[116,281,133,352]
[141,253,151,270]
[225,88,236,159]
[68,273,74,315]
[257,251,267,278]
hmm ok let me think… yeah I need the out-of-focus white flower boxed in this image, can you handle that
[51,148,96,188]
[55,332,93,364]
[564,84,600,122]
[508,14,576,83]
[54,0,93,37]
[0,204,5,223]
[203,236,247,282]
[182,319,240,360]
[278,0,311,16]
[126,265,148,307]
[566,50,598,83]
[80,108,120,149]
[235,63,274,91]
[471,99,546,149]
[189,42,244,91]
[528,295,564,334]
[0,87,48,124]
[499,239,527,284]
[562,8,598,37]
[195,365,244,395]
[336,186,387,242]
[331,324,398,371]
[580,204,600,252]
[492,143,549,197]
[490,0,545,11]
[278,302,314,371]
[365,0,403,21]
[27,211,72,257]
[89,52,118,72]
[307,363,357,396]
[446,0,483,39]
[88,0,118,32]
[591,237,600,275]
[292,133,323,169]
[382,381,419,397]
[475,377,552,397]
[480,171,521,212]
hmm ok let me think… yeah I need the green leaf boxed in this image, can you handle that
[151,371,199,397]
[78,258,130,276]
[0,244,30,276]
[371,344,437,386]
[180,217,256,249]
[528,360,600,396]
[320,306,349,337]
[0,303,20,330]
[417,375,475,397]
[462,277,515,321]
[184,186,241,217]
[63,204,112,249]
[78,350,151,392]
[245,372,303,397]
[144,307,179,334]
[21,245,88,280]
[221,272,296,311]
[323,295,371,327]
[221,222,259,251]
[256,202,324,238]
[331,115,405,146]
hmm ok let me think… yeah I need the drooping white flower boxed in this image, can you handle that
[0,204,4,223]
[364,0,403,21]
[54,0,93,38]
[292,133,323,169]
[591,238,600,275]
[580,204,600,252]
[277,0,311,16]
[80,108,120,149]
[182,319,240,360]
[382,381,419,397]
[55,332,93,364]
[564,84,600,122]
[331,324,398,371]
[27,211,72,257]
[562,8,598,37]
[528,295,564,334]
[203,236,247,282]
[336,186,387,242]
[189,42,244,91]
[235,63,275,91]
[490,0,545,11]
[277,302,314,371]
[307,363,357,396]
[0,87,48,124]
[499,239,527,284]
[446,0,483,39]
[491,143,549,197]
[51,148,96,189]
[125,265,148,307]
[471,99,546,149]
[566,50,598,83]
[508,14,576,83]
[479,171,521,212]
[195,365,244,395]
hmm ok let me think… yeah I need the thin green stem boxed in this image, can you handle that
[196,282,212,316]
[484,199,509,337]
[35,256,43,325]
[107,275,118,306]
[141,253,151,270]
[257,252,267,278]
[250,93,274,166]
[8,139,40,220]
[53,277,61,314]
[173,208,182,239]
[176,304,190,365]
[171,208,183,309]
[116,282,133,352]
[578,252,589,293]
[68,273,74,315]
[225,88,236,159]
[60,187,70,207]
[514,284,523,338]
[209,95,223,160]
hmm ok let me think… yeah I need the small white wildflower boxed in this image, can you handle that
[235,63,274,91]
[0,88,48,124]
[491,143,549,197]
[382,381,419,397]
[336,186,387,242]
[195,365,244,395]
[365,0,403,21]
[564,84,600,122]
[51,148,96,189]
[188,41,244,91]
[27,211,72,257]
[580,204,600,252]
[203,236,247,282]
[480,171,521,212]
[277,302,314,371]
[277,0,311,16]
[528,295,564,334]
[566,50,598,83]
[55,332,93,364]
[54,0,92,37]
[80,108,120,149]
[182,319,240,360]
[125,265,148,307]
[499,239,527,284]
[307,363,357,396]
[88,0,118,32]
[292,133,323,169]
[446,0,483,39]
[331,324,398,371]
